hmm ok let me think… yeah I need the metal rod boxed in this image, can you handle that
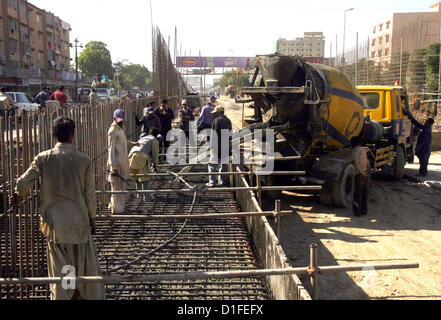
[274,200,281,240]
[97,210,294,220]
[96,185,323,195]
[0,262,419,285]
[131,171,307,178]
[309,243,319,300]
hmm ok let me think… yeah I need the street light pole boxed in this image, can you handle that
[342,8,354,66]
[71,38,83,103]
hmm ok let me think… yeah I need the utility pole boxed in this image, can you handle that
[438,20,441,111]
[70,38,83,103]
[400,37,403,85]
[342,8,354,66]
[355,32,358,85]
[335,35,338,67]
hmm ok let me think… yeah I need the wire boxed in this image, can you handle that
[104,171,199,274]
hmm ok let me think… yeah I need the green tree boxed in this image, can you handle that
[219,70,251,89]
[406,48,427,91]
[78,41,113,78]
[114,61,153,91]
[422,42,440,93]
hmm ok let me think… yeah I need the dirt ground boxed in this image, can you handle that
[220,95,441,300]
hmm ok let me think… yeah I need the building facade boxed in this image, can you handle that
[0,0,81,95]
[370,2,441,67]
[276,32,325,63]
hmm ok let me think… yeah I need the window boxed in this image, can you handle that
[379,24,383,32]
[361,93,380,110]
[373,26,376,34]
[386,21,390,29]
[379,36,382,45]
[386,34,390,43]
[10,20,17,33]
[36,14,40,23]
[8,0,16,8]
[385,48,389,56]
[372,38,376,46]
[378,50,382,57]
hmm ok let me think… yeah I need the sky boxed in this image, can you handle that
[30,0,439,70]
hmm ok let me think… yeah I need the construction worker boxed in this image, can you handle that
[179,100,195,139]
[197,96,217,133]
[129,127,160,201]
[135,104,162,138]
[11,117,104,300]
[154,99,175,149]
[107,109,138,215]
[89,88,99,105]
[352,138,370,217]
[207,106,232,188]
[409,114,434,177]
[50,86,68,107]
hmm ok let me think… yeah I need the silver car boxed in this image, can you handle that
[6,92,40,117]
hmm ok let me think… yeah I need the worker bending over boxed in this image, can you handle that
[107,109,138,215]
[129,127,160,201]
[11,117,104,300]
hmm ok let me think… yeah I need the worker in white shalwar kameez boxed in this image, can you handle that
[107,109,138,215]
[12,117,104,300]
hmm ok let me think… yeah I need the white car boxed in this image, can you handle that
[6,92,40,117]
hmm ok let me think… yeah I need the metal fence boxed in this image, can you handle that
[0,100,144,299]
[152,26,187,113]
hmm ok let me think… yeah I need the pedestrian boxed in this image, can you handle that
[207,106,232,188]
[154,99,175,149]
[34,87,51,109]
[179,100,195,139]
[107,109,139,215]
[352,138,370,217]
[0,87,14,116]
[50,86,68,107]
[129,127,160,201]
[89,88,99,105]
[197,96,217,133]
[135,102,162,138]
[409,114,434,177]
[10,117,104,300]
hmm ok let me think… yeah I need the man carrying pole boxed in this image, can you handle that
[10,117,104,300]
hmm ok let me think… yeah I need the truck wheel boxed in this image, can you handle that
[332,164,356,208]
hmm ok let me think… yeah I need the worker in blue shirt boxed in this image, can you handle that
[197,96,217,133]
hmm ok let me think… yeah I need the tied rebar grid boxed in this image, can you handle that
[96,166,270,300]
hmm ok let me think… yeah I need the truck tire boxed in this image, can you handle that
[332,164,356,208]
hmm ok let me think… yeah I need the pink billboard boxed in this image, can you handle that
[177,57,256,69]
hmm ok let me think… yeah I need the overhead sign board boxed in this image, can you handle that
[177,57,256,69]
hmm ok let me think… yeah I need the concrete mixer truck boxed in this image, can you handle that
[241,54,414,208]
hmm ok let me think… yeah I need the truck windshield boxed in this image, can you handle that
[96,90,108,97]
[360,93,380,110]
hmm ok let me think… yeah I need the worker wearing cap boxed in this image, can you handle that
[408,114,434,177]
[179,100,195,139]
[136,104,162,138]
[129,127,160,201]
[107,109,138,215]
[207,106,232,187]
[197,96,217,133]
[155,99,175,149]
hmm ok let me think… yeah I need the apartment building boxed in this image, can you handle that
[370,2,441,67]
[276,32,325,63]
[0,0,78,94]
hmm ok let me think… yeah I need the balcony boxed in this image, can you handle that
[2,66,18,76]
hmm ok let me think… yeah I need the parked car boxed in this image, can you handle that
[6,92,40,117]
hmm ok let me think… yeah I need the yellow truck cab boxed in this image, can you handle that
[357,85,414,178]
